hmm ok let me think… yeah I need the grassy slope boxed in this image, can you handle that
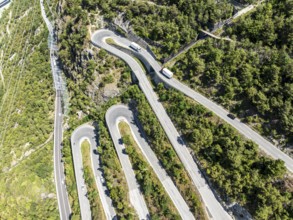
[81,140,106,220]
[0,143,58,219]
[0,0,58,218]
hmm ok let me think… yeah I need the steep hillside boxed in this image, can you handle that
[0,0,58,218]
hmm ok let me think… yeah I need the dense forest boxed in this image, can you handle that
[170,0,293,152]
[227,0,293,54]
[156,84,292,220]
[63,0,234,57]
[125,0,233,55]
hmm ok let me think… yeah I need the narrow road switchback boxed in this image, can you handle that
[106,104,195,220]
[106,107,150,220]
[92,29,232,220]
[71,124,117,220]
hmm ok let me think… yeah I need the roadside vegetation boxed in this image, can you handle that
[238,0,258,4]
[121,85,206,219]
[0,0,58,218]
[119,122,181,220]
[81,140,106,220]
[156,83,292,220]
[96,108,138,219]
[169,0,293,154]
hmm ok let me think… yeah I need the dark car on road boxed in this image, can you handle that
[227,113,236,120]
[93,149,98,155]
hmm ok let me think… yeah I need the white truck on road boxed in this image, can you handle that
[130,42,141,52]
[161,68,173,79]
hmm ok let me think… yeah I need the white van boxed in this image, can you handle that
[130,42,141,52]
[161,68,173,79]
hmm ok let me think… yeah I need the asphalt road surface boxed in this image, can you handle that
[106,106,150,220]
[92,29,232,220]
[70,126,91,220]
[92,29,293,173]
[106,104,195,219]
[71,124,117,220]
[40,0,71,218]
[53,91,71,220]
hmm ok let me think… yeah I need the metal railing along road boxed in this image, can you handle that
[0,0,10,8]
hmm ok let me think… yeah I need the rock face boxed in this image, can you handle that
[102,89,119,101]
[41,193,56,199]
[56,10,132,121]
[85,48,94,57]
